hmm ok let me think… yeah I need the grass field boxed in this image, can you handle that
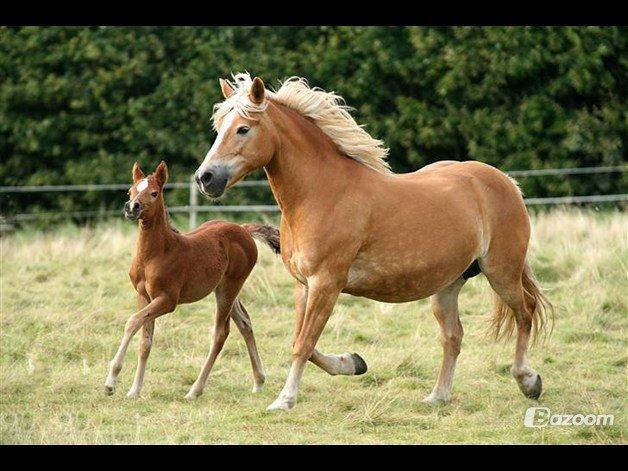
[1,208,626,444]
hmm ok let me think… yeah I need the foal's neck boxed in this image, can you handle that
[137,198,176,259]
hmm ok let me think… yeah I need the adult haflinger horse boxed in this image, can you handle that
[195,73,552,410]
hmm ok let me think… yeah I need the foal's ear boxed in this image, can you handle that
[132,162,145,183]
[249,77,265,105]
[219,78,235,99]
[154,161,169,188]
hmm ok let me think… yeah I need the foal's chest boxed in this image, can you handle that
[130,259,159,299]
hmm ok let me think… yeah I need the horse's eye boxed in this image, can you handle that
[237,126,250,135]
[151,192,158,197]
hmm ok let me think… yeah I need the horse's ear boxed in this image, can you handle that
[132,162,145,183]
[220,78,235,99]
[154,161,169,188]
[249,77,265,105]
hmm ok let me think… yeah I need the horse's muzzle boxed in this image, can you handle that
[195,165,230,198]
[124,201,141,221]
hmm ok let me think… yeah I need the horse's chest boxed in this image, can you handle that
[286,251,309,285]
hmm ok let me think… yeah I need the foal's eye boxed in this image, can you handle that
[151,192,158,197]
[236,126,250,135]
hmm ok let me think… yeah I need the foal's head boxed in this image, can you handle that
[124,161,169,221]
[195,74,279,198]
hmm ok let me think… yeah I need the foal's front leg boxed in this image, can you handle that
[267,274,343,411]
[126,294,153,398]
[104,296,175,396]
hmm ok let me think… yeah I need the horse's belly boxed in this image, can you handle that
[344,265,437,302]
[343,248,473,303]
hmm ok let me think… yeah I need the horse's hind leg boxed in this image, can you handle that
[481,260,542,399]
[294,283,367,376]
[231,299,266,393]
[424,277,466,404]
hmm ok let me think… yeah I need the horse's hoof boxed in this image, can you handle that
[423,393,451,404]
[351,353,368,375]
[185,391,201,401]
[523,374,543,400]
[266,397,295,411]
[126,390,141,399]
[104,385,115,396]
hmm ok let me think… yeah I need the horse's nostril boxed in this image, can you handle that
[132,202,140,212]
[200,171,213,185]
[124,202,130,212]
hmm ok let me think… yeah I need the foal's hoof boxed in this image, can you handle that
[104,385,115,396]
[351,353,368,375]
[126,390,141,399]
[520,374,543,400]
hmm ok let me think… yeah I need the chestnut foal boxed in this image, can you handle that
[104,161,279,399]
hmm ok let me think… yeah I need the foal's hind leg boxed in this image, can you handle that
[424,277,466,404]
[231,299,266,393]
[185,281,238,400]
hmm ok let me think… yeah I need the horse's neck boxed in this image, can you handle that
[137,200,175,260]
[264,104,353,217]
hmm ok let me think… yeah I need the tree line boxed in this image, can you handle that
[1,26,626,217]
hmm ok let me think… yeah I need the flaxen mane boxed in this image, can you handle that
[212,73,391,174]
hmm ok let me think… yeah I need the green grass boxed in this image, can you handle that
[1,208,626,444]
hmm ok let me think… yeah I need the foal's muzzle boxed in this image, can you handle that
[124,201,141,221]
[195,165,230,198]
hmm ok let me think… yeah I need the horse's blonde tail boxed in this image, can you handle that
[490,262,554,344]
[242,223,281,254]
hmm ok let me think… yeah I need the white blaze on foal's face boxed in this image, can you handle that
[136,178,149,193]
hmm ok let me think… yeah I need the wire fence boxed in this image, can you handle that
[1,165,626,229]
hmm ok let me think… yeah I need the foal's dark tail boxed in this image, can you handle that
[242,223,281,255]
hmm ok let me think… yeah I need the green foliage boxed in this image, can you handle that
[1,27,626,216]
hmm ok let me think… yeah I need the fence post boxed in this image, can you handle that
[189,175,198,230]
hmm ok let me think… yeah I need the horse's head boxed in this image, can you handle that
[195,74,278,198]
[124,161,168,221]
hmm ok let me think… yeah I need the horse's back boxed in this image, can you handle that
[410,160,531,268]
[404,160,526,217]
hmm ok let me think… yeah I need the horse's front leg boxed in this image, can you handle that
[267,274,344,411]
[293,283,367,376]
[104,295,175,396]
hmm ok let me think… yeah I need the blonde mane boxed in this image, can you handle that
[212,73,391,174]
